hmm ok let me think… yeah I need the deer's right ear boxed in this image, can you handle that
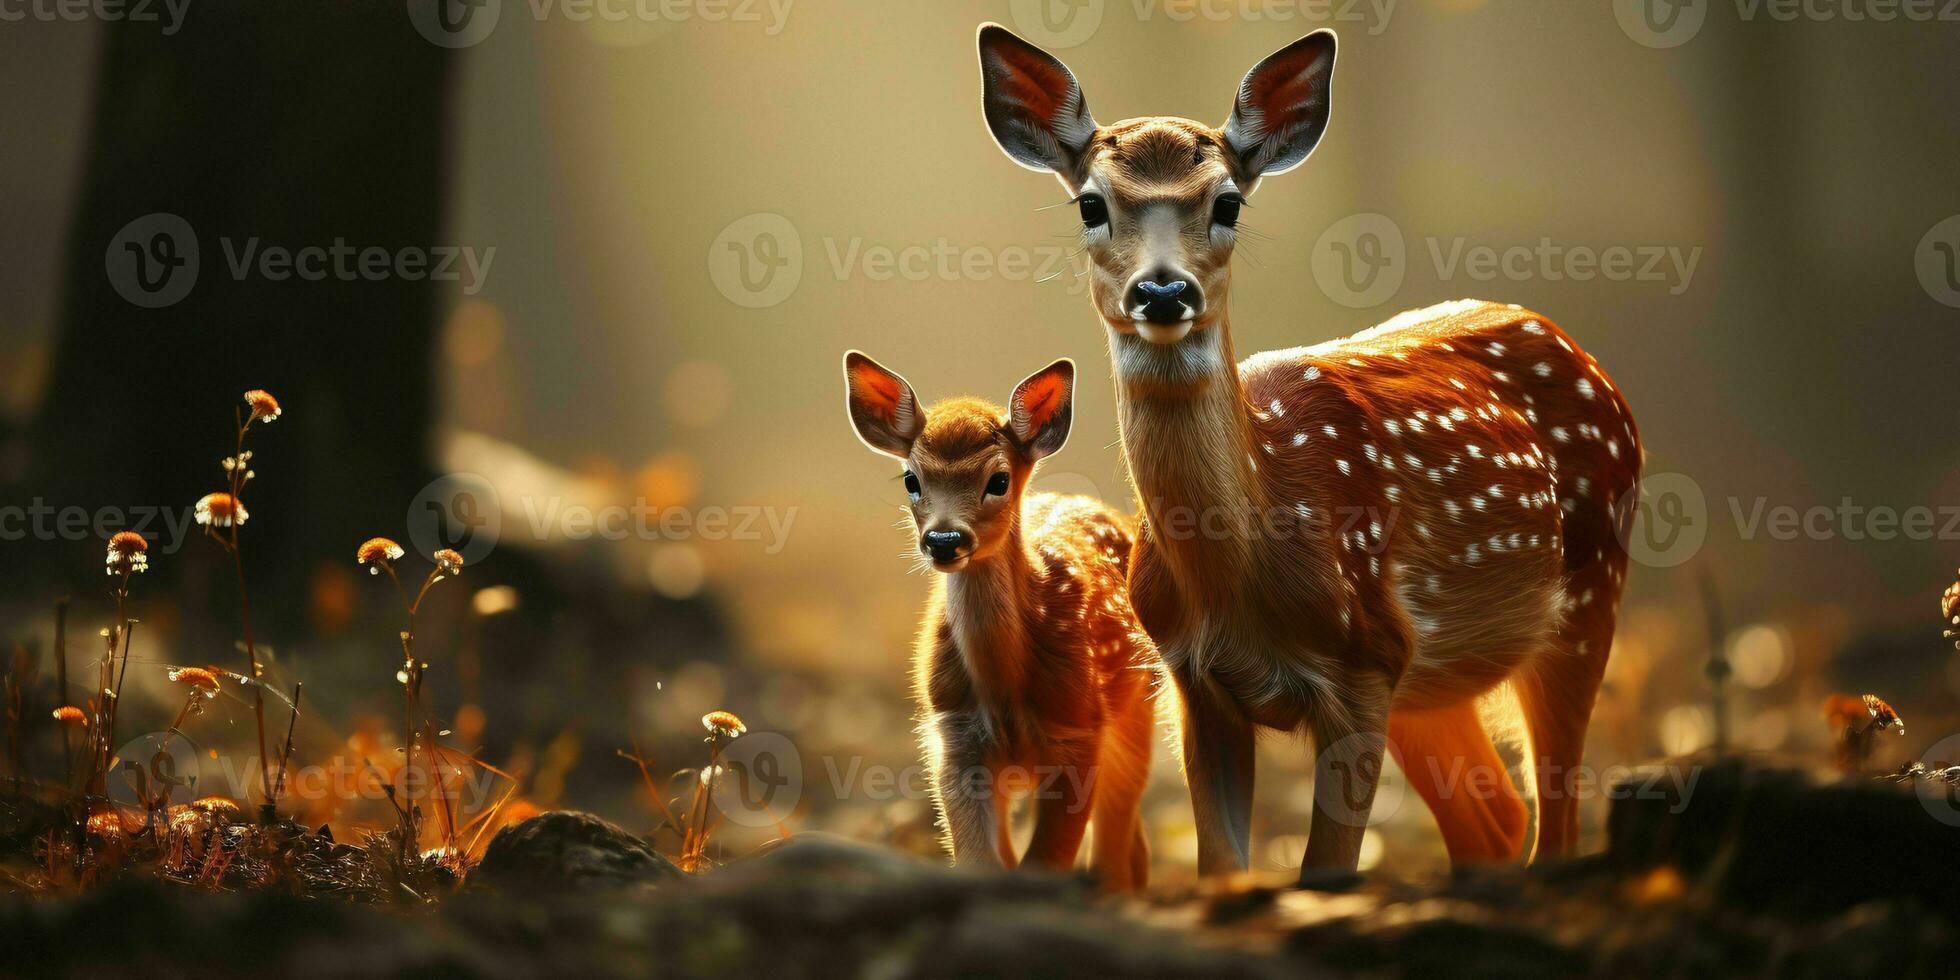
[843,351,924,459]
[978,23,1097,184]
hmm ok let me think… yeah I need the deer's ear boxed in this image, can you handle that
[843,351,923,459]
[1008,358,1074,462]
[978,23,1098,183]
[1223,30,1336,179]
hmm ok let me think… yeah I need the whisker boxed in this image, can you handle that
[1234,223,1277,246]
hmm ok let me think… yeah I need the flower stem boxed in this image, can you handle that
[224,414,274,820]
[230,534,274,818]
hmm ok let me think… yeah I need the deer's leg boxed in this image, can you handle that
[1171,665,1255,875]
[1513,583,1618,860]
[927,712,1005,869]
[1022,734,1097,872]
[1303,672,1394,875]
[1387,700,1529,864]
[1089,695,1154,891]
[992,789,1018,868]
[1505,556,1615,862]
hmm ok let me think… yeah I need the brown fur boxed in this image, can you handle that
[844,355,1157,890]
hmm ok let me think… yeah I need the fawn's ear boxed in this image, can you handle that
[978,23,1098,185]
[843,351,924,459]
[1008,358,1074,462]
[1223,30,1337,180]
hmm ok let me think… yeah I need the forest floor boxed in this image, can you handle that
[4,758,1958,978]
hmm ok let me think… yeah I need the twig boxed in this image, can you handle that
[53,598,68,708]
[271,682,302,815]
[1697,565,1731,754]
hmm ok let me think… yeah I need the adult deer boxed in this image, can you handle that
[976,25,1641,875]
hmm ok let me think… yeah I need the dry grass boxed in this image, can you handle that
[0,388,755,905]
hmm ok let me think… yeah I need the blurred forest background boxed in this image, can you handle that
[0,0,1956,877]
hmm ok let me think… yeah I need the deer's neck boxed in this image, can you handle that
[942,519,1035,707]
[1111,314,1267,591]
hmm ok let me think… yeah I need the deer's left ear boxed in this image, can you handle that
[978,23,1098,185]
[1223,30,1337,179]
[1008,358,1074,462]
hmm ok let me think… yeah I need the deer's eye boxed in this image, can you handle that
[1077,193,1109,230]
[903,472,921,498]
[985,473,1011,497]
[1212,193,1243,228]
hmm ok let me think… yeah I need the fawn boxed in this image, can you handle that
[977,25,1643,875]
[843,351,1156,890]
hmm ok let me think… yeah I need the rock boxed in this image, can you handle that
[1296,868,1365,894]
[736,832,939,883]
[1606,756,1960,915]
[472,811,681,895]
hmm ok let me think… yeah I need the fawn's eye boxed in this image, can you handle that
[985,473,1011,497]
[1077,193,1109,230]
[903,472,921,498]
[1212,193,1243,228]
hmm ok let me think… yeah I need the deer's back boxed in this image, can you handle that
[1235,299,1641,708]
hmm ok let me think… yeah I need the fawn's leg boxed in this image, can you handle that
[1129,821,1150,887]
[1170,664,1255,875]
[1089,696,1154,891]
[1388,700,1530,864]
[1302,672,1394,875]
[927,711,1005,868]
[1021,736,1098,872]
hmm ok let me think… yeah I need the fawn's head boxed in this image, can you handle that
[843,351,1074,572]
[977,24,1336,345]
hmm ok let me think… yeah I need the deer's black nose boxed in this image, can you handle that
[922,529,970,563]
[1128,276,1197,325]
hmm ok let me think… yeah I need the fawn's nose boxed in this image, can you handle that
[921,529,971,566]
[1126,272,1201,326]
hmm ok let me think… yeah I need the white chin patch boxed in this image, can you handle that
[1137,321,1192,344]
